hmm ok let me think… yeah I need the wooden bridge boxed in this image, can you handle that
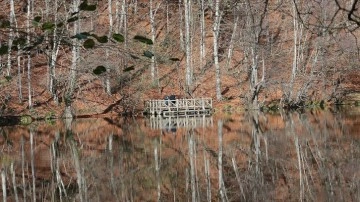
[143,98,213,117]
[147,115,213,130]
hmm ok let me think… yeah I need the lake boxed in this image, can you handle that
[1,107,359,201]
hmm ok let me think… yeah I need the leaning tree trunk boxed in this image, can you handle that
[225,15,239,71]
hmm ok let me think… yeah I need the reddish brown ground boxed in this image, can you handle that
[0,0,359,119]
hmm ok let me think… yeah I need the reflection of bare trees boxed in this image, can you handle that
[0,111,360,201]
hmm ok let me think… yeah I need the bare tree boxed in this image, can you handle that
[66,0,81,112]
[6,0,16,77]
[47,0,62,104]
[26,0,32,108]
[149,0,162,85]
[199,0,206,69]
[213,0,222,100]
[184,0,193,93]
[106,0,114,95]
[241,0,268,108]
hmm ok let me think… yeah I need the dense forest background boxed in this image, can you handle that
[0,0,359,117]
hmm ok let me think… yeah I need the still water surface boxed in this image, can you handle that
[1,107,360,201]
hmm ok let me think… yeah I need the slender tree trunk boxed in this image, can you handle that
[226,15,239,70]
[7,0,16,76]
[49,0,60,104]
[149,0,161,85]
[17,51,22,102]
[184,0,192,92]
[119,0,126,32]
[179,0,185,51]
[199,0,206,69]
[0,40,2,75]
[217,120,227,201]
[290,1,298,98]
[213,0,222,100]
[150,0,156,84]
[27,0,32,108]
[106,0,113,95]
[68,0,80,104]
[188,130,196,202]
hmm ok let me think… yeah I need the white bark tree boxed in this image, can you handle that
[67,0,81,106]
[225,13,239,71]
[48,0,61,104]
[213,0,222,100]
[199,0,206,69]
[106,0,113,95]
[7,0,16,76]
[184,0,193,92]
[149,0,162,85]
[26,0,32,108]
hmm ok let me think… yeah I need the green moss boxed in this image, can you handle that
[355,100,360,106]
[20,115,33,125]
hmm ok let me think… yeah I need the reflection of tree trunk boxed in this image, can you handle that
[30,128,36,202]
[10,162,19,202]
[1,167,6,202]
[154,144,161,201]
[188,129,197,202]
[69,134,86,202]
[231,156,246,200]
[108,134,119,200]
[21,137,26,200]
[51,131,67,199]
[204,151,211,201]
[217,120,227,201]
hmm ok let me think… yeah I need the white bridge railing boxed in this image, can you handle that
[144,98,213,116]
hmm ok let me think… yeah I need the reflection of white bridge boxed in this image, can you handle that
[147,115,214,130]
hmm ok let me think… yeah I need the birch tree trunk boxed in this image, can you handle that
[179,0,185,51]
[150,0,156,84]
[199,0,206,69]
[289,1,299,99]
[67,0,81,105]
[6,0,16,76]
[184,0,192,92]
[225,15,239,70]
[17,49,22,102]
[106,0,113,95]
[26,0,32,108]
[49,0,60,104]
[213,0,222,100]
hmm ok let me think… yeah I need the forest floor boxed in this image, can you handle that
[1,59,360,120]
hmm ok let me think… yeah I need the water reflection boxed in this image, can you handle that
[0,109,359,201]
